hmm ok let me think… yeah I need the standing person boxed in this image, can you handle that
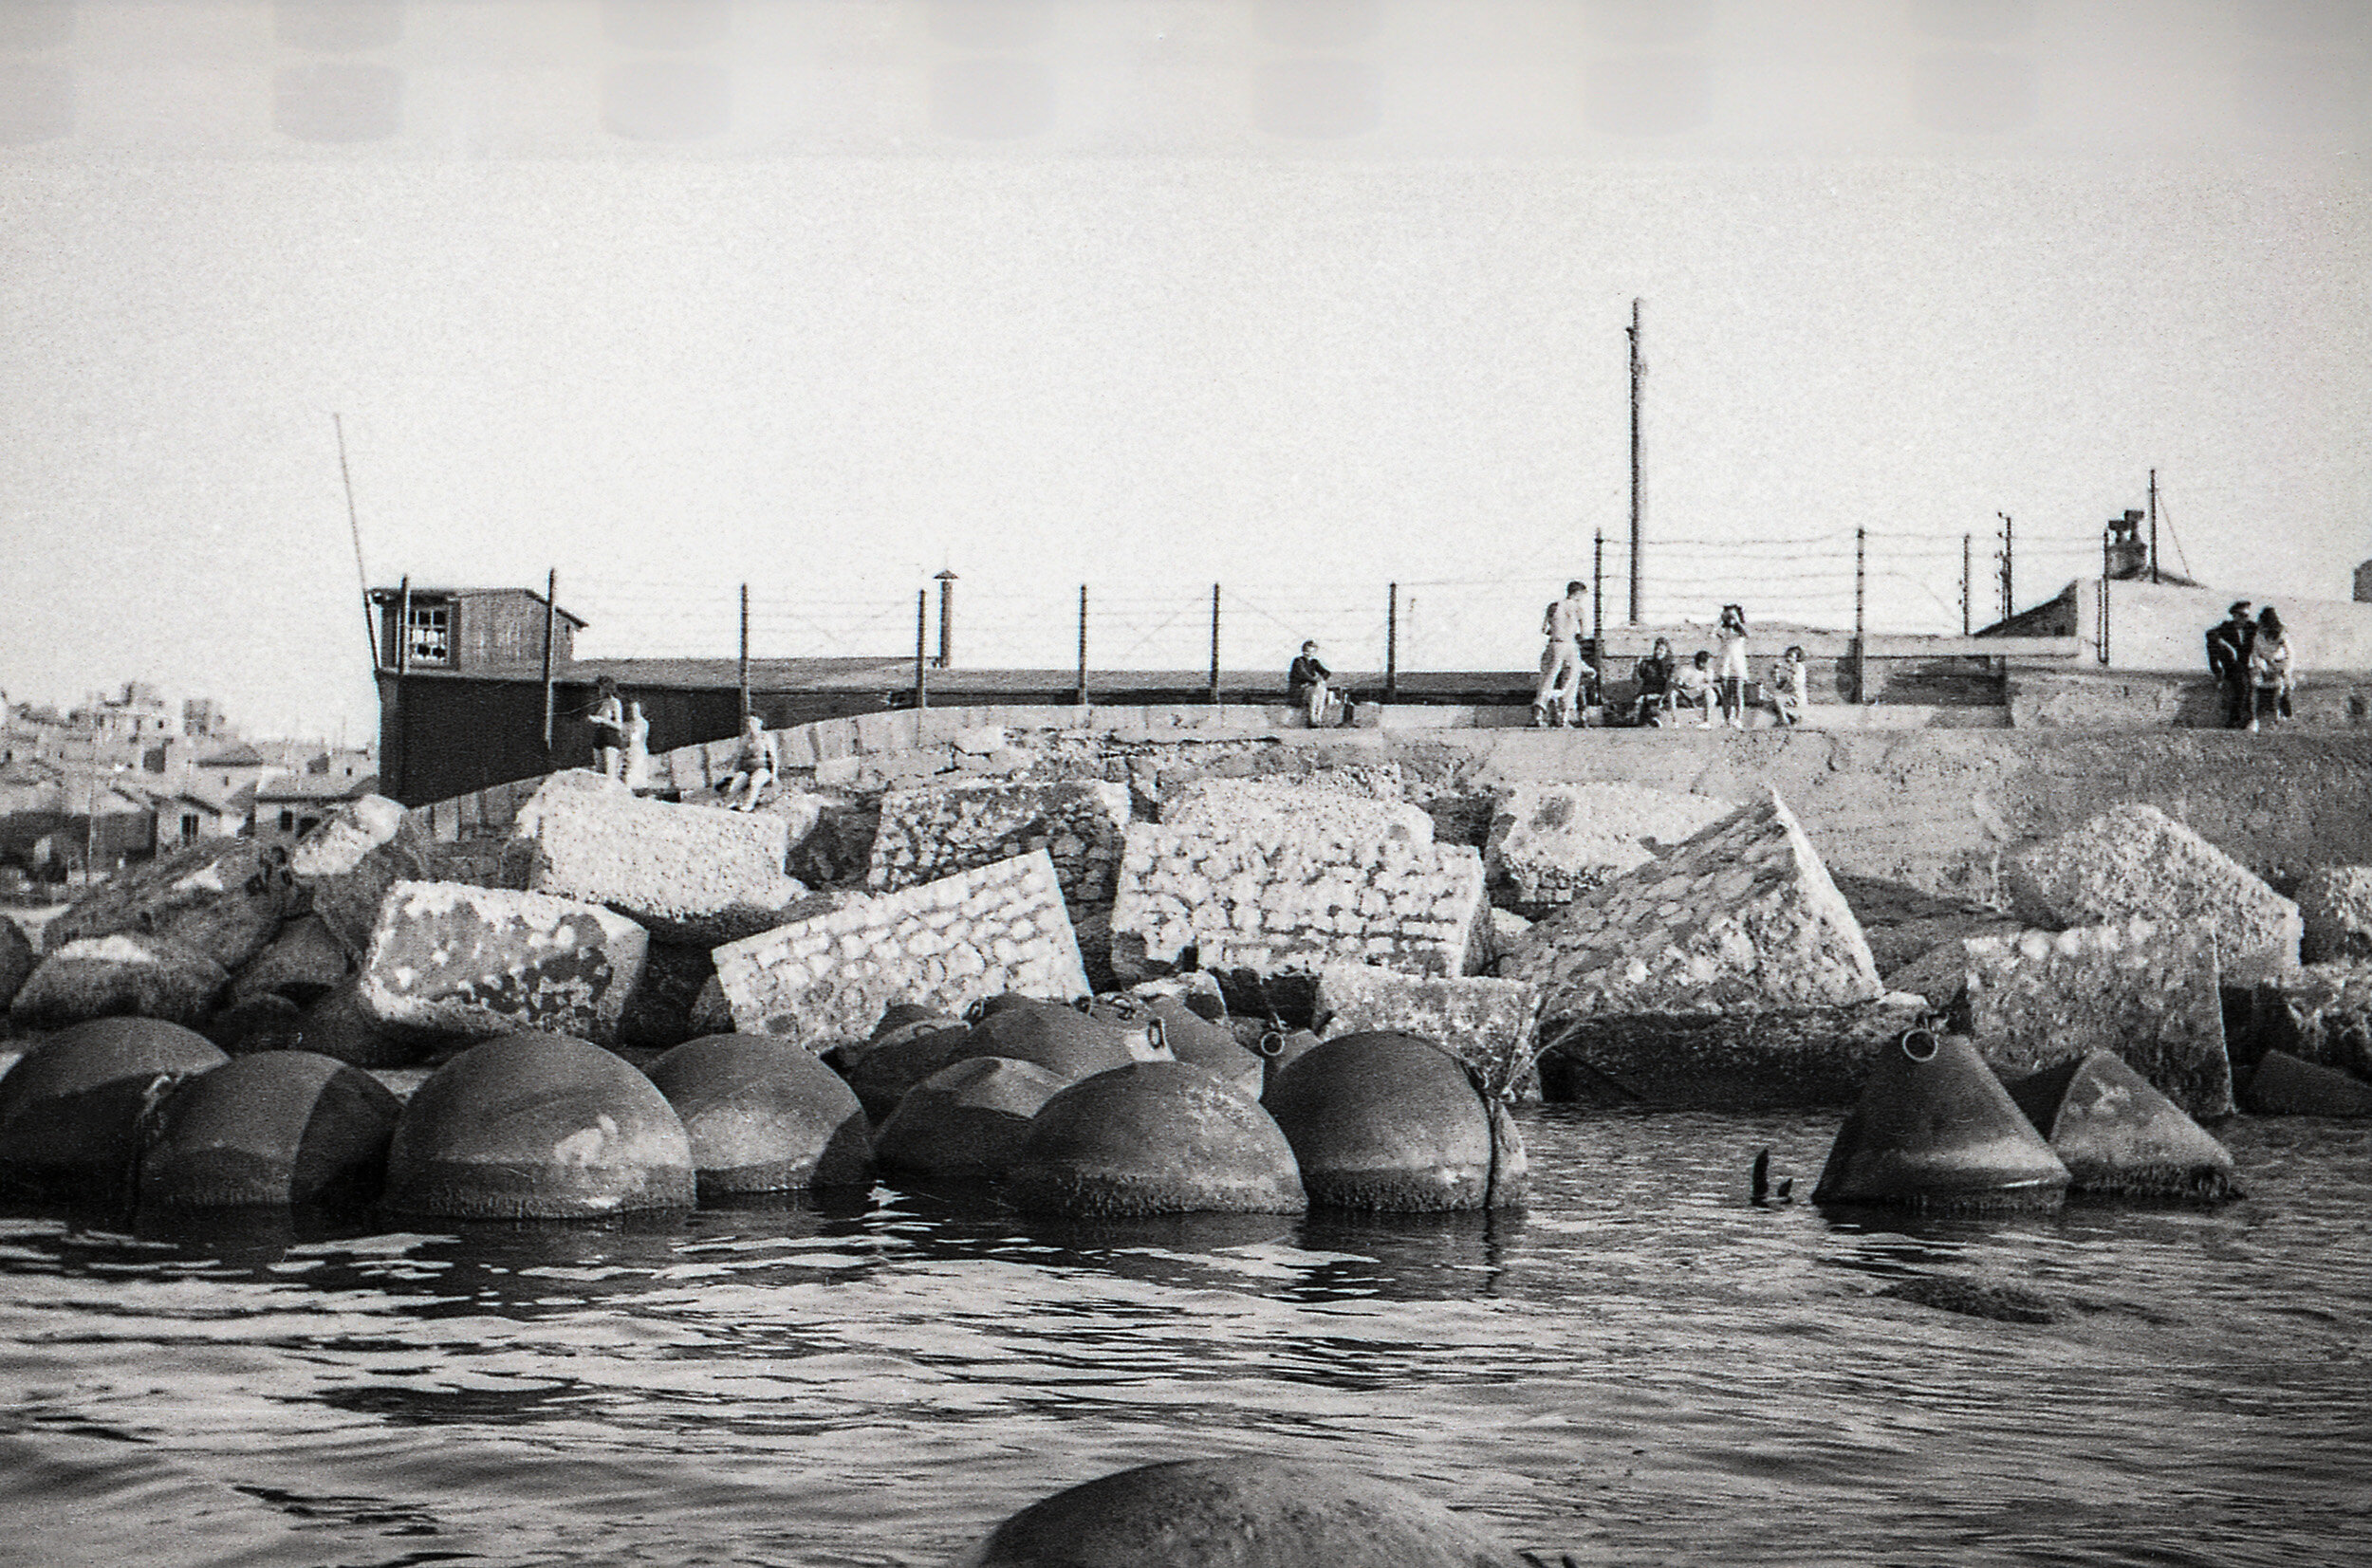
[621,701,652,793]
[2205,601,2257,729]
[720,712,776,809]
[2248,607,2296,732]
[1288,640,1335,727]
[1532,581,1592,729]
[588,676,626,780]
[1714,604,1751,730]
[1673,649,1716,727]
[1767,645,1807,728]
[1631,636,1677,726]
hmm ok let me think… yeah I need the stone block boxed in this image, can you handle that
[1505,789,1883,1019]
[46,837,300,974]
[1313,963,1542,1098]
[1901,916,2233,1120]
[710,851,1089,1051]
[292,794,434,957]
[2003,803,2301,985]
[510,784,806,944]
[230,914,352,1008]
[1109,821,1489,984]
[2296,867,2372,964]
[2252,962,2372,1083]
[0,915,34,1013]
[867,781,1131,922]
[358,880,649,1046]
[1160,773,1430,845]
[1485,783,1735,914]
[1535,995,1932,1109]
[9,933,231,1030]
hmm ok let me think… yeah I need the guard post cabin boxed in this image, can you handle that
[369,585,584,673]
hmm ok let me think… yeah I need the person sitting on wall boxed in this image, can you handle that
[1768,645,1808,728]
[2205,600,2256,729]
[1631,637,1676,726]
[720,713,777,810]
[2247,607,2296,733]
[1288,640,1338,727]
[588,675,627,780]
[1672,649,1716,728]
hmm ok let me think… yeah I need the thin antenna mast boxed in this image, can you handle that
[1627,297,1643,625]
[335,414,379,668]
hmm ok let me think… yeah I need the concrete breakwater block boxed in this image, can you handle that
[1897,916,2234,1120]
[1006,1061,1307,1217]
[231,914,352,1009]
[874,1055,1069,1185]
[0,915,35,1012]
[1505,789,1883,1019]
[0,1018,229,1200]
[1313,963,1543,1098]
[2246,1049,2372,1116]
[1534,995,1930,1109]
[510,784,806,945]
[952,1455,1528,1568]
[296,974,425,1069]
[2296,867,2372,964]
[1264,1031,1526,1211]
[381,1033,695,1218]
[1108,821,1489,984]
[1160,776,1436,847]
[711,852,1089,1052]
[45,836,299,974]
[2003,803,2301,986]
[290,794,431,957]
[138,1051,402,1209]
[646,1034,872,1194]
[10,932,231,1031]
[2003,1050,2235,1198]
[1485,782,1735,915]
[2250,963,2372,1082]
[1812,1029,2070,1210]
[359,881,650,1047]
[841,1020,977,1121]
[867,780,1131,914]
[1113,997,1263,1098]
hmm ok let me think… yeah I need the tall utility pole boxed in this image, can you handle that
[1996,512,2014,623]
[333,414,379,668]
[1627,297,1643,625]
[1960,534,1972,636]
[2147,469,2159,584]
[935,570,957,668]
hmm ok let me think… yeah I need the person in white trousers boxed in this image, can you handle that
[1532,581,1592,728]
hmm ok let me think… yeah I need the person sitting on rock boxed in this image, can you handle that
[720,713,776,810]
[1288,640,1337,727]
[1768,645,1807,728]
[1631,637,1676,726]
[1672,649,1716,728]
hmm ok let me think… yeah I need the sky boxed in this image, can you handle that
[1,0,2367,741]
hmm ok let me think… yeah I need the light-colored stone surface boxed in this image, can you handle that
[9,932,231,1029]
[2296,866,2372,965]
[711,851,1089,1051]
[45,837,300,973]
[867,781,1131,920]
[1109,821,1489,983]
[1314,963,1543,1098]
[1506,789,1883,1018]
[291,795,434,957]
[510,784,806,944]
[2004,803,2301,986]
[1899,916,2232,1119]
[1160,775,1433,847]
[1485,783,1735,913]
[359,880,649,1045]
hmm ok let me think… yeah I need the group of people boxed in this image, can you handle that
[1530,587,1805,730]
[2205,600,2298,731]
[588,676,776,808]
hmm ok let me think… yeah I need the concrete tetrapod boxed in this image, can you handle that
[645,1033,873,1196]
[1092,994,1262,1098]
[2246,1050,2372,1116]
[1811,1028,2070,1211]
[841,1021,980,1123]
[950,1455,1528,1568]
[137,1051,402,1209]
[1264,1030,1528,1211]
[1005,1061,1307,1218]
[381,1033,695,1219]
[874,1055,1070,1186]
[2003,1050,2236,1198]
[0,1018,229,1201]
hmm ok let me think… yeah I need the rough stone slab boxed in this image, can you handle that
[867,781,1131,919]
[2253,962,2372,1083]
[1535,995,1933,1109]
[1314,963,1543,1098]
[1161,775,1433,846]
[711,851,1089,1051]
[1506,789,1884,1018]
[510,784,805,944]
[9,933,231,1030]
[45,837,300,973]
[359,880,649,1045]
[1110,821,1489,983]
[1485,783,1735,913]
[1903,916,2233,1120]
[2004,803,2301,986]
[2296,867,2372,965]
[291,794,433,958]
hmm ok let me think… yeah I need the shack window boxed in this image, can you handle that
[180,813,199,843]
[278,808,295,832]
[405,602,452,666]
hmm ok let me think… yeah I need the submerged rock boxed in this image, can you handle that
[1876,1275,2061,1325]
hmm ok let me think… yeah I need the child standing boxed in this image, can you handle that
[1714,605,1751,730]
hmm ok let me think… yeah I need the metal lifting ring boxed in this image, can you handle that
[1146,1015,1166,1053]
[1255,1030,1286,1061]
[1899,1027,1939,1063]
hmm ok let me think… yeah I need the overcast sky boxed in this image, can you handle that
[1,0,2365,739]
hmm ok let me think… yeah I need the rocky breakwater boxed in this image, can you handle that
[1503,787,1921,1108]
[1485,781,1735,918]
[359,881,649,1047]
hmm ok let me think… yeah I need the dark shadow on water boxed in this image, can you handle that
[1288,1208,1522,1303]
